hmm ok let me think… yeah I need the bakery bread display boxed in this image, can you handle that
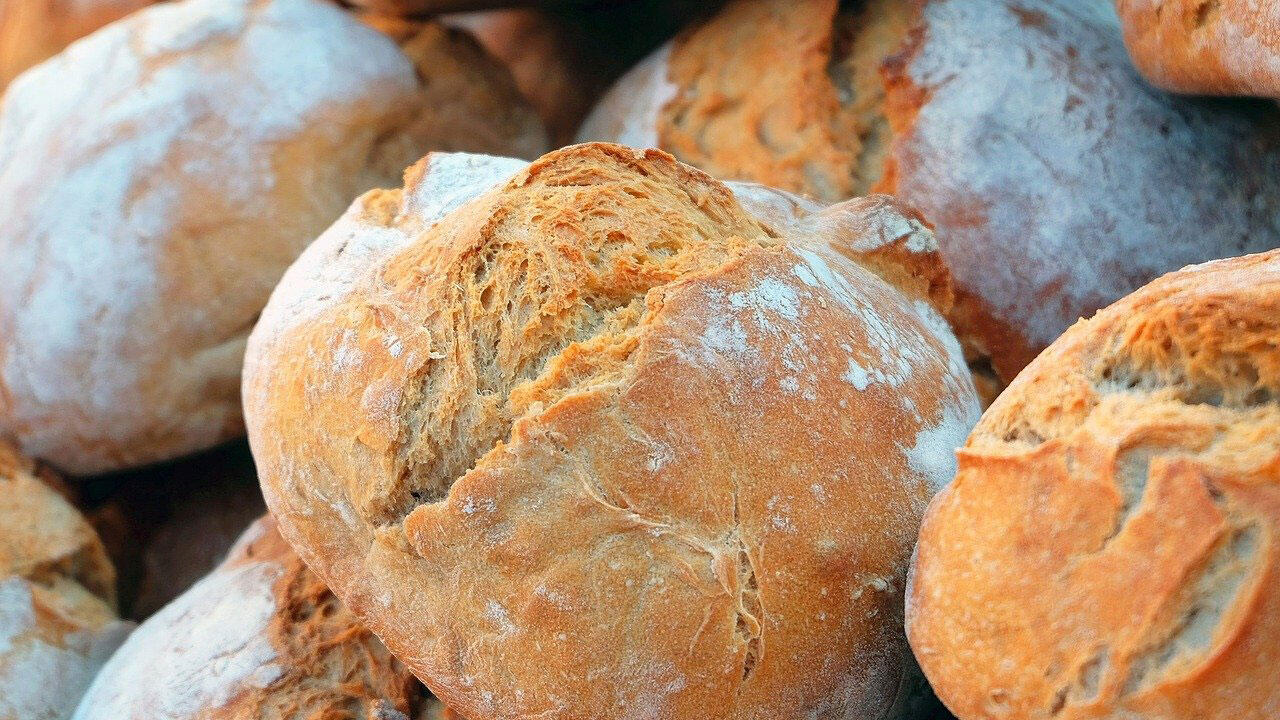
[0,441,132,720]
[0,0,547,475]
[1117,0,1280,97]
[0,0,153,90]
[244,142,980,719]
[73,515,434,719]
[578,0,1280,392]
[907,249,1280,719]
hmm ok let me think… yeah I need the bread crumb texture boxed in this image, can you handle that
[73,516,423,720]
[578,0,1280,390]
[0,441,131,720]
[908,250,1280,719]
[1117,0,1280,96]
[0,0,545,475]
[246,143,979,719]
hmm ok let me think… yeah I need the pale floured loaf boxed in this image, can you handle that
[1117,0,1280,97]
[0,0,153,90]
[908,249,1280,719]
[0,441,132,720]
[0,0,547,475]
[244,142,980,719]
[578,0,1280,397]
[73,515,443,720]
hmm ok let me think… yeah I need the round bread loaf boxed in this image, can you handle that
[1117,0,1280,97]
[74,515,441,720]
[0,0,153,90]
[0,441,132,720]
[907,249,1280,719]
[244,142,980,719]
[0,0,547,475]
[577,0,1280,394]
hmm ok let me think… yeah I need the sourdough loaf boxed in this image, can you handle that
[244,143,979,719]
[0,442,132,720]
[0,0,152,90]
[908,249,1280,719]
[578,0,1280,395]
[73,516,438,720]
[1117,0,1280,97]
[0,0,546,475]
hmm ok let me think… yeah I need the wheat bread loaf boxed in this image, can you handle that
[907,249,1280,719]
[0,0,546,475]
[244,142,980,719]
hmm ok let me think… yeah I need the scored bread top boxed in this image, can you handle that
[246,143,979,719]
[0,0,546,475]
[1117,0,1280,97]
[908,250,1280,719]
[73,515,424,720]
[577,0,1280,393]
[0,441,131,720]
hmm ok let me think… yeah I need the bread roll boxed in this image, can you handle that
[73,515,435,719]
[907,249,1280,719]
[0,0,547,475]
[0,0,153,90]
[578,0,1280,394]
[0,441,132,720]
[244,143,980,719]
[1117,0,1280,97]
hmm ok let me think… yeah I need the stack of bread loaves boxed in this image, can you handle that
[578,0,1280,398]
[5,0,1280,717]
[243,143,981,719]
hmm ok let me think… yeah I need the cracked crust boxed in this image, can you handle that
[907,250,1280,719]
[74,515,433,720]
[0,441,131,720]
[0,0,547,475]
[578,0,1280,395]
[245,143,979,719]
[1117,0,1280,97]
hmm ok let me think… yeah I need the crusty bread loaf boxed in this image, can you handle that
[244,142,980,719]
[578,0,1280,397]
[0,0,547,475]
[74,515,437,720]
[0,441,132,720]
[907,249,1280,719]
[0,0,153,90]
[1117,0,1280,97]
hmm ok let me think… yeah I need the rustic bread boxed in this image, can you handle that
[907,249,1280,719]
[0,441,132,720]
[244,142,980,719]
[73,515,442,719]
[578,0,1280,396]
[0,0,547,475]
[0,0,152,90]
[1117,0,1280,97]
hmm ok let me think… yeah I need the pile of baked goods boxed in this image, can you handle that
[0,0,1275,718]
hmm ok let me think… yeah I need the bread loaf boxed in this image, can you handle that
[0,442,132,720]
[578,0,1280,394]
[0,0,547,475]
[907,249,1280,719]
[244,143,980,719]
[1117,0,1280,97]
[73,515,438,719]
[0,0,152,90]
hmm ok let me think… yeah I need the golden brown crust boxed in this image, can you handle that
[75,515,428,720]
[908,250,1280,719]
[246,143,979,719]
[1117,0,1280,97]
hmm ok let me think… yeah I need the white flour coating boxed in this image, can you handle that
[575,43,677,149]
[72,560,284,720]
[0,0,422,472]
[903,394,980,494]
[1210,1,1280,85]
[400,153,529,228]
[897,0,1280,352]
[726,180,825,229]
[0,578,132,720]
